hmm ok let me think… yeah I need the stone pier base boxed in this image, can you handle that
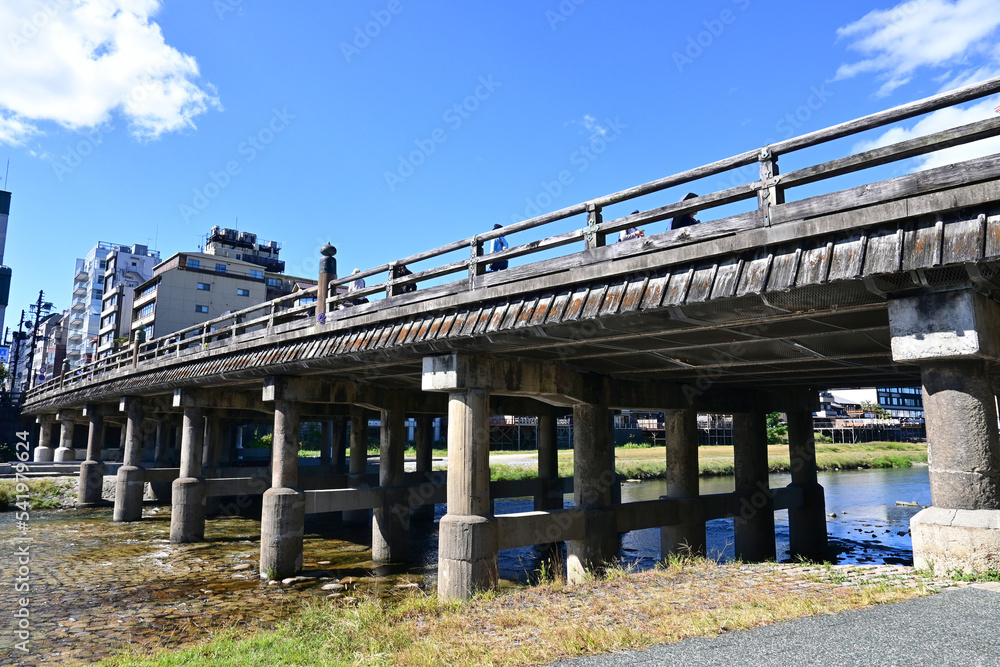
[911,507,1000,576]
[76,460,106,506]
[437,514,498,599]
[113,465,146,522]
[260,487,304,580]
[33,446,54,462]
[170,477,207,543]
[54,447,76,462]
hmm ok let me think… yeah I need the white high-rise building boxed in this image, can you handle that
[67,242,160,368]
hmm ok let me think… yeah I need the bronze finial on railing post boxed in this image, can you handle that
[757,147,783,227]
[318,243,337,314]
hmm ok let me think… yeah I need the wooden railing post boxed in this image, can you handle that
[757,148,784,227]
[585,203,605,250]
[470,236,485,287]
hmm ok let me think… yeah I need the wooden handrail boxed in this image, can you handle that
[24,75,1000,403]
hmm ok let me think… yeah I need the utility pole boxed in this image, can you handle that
[24,291,53,391]
[8,309,24,398]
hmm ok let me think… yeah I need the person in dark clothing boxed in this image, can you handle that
[393,263,416,293]
[488,223,509,272]
[671,192,701,230]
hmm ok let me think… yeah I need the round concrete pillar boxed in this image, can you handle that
[170,477,207,543]
[259,487,305,579]
[567,400,618,584]
[54,419,75,462]
[33,419,55,462]
[373,396,409,563]
[661,408,706,558]
[922,361,1000,509]
[344,407,371,526]
[438,389,497,599]
[787,409,828,561]
[77,460,106,506]
[733,410,776,562]
[113,465,145,522]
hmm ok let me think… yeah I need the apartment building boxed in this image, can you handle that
[67,242,158,367]
[95,245,161,358]
[129,230,313,341]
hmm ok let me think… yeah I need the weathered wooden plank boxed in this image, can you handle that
[862,227,904,274]
[486,303,509,333]
[514,299,538,329]
[943,216,985,265]
[986,215,1000,259]
[640,273,669,309]
[600,281,628,316]
[796,243,832,287]
[736,252,771,296]
[827,234,867,282]
[662,267,694,306]
[773,153,1000,224]
[902,220,939,271]
[686,263,718,303]
[620,277,648,313]
[710,258,743,299]
[561,287,590,321]
[529,294,555,326]
[501,302,523,330]
[580,286,608,320]
[766,248,799,291]
[780,116,1000,190]
[545,291,572,324]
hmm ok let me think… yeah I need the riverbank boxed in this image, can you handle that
[489,441,928,482]
[96,560,952,667]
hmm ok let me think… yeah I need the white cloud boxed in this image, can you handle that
[0,0,220,145]
[835,0,1000,97]
[853,97,1000,171]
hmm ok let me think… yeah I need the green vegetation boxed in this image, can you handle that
[487,441,927,482]
[948,569,1000,583]
[96,558,935,667]
[0,478,76,510]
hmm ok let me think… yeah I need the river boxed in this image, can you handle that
[0,466,931,664]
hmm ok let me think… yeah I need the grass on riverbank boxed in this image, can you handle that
[97,559,937,667]
[0,477,76,510]
[489,441,926,482]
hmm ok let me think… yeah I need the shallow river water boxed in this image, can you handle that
[0,466,930,665]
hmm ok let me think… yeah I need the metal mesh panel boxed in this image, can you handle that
[762,282,883,313]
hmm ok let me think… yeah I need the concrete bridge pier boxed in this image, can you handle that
[733,409,776,562]
[77,407,106,506]
[171,405,206,543]
[114,398,146,522]
[534,410,563,513]
[786,407,828,560]
[260,397,305,579]
[344,406,371,526]
[438,387,497,599]
[889,290,1000,575]
[412,414,436,523]
[661,407,705,558]
[372,394,410,562]
[33,415,55,462]
[568,398,618,584]
[54,412,78,462]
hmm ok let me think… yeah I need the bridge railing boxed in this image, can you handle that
[24,76,1000,403]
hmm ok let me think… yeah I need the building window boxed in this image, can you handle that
[197,282,211,291]
[188,258,200,269]
[249,269,263,279]
[135,283,157,300]
[195,305,209,314]
[135,302,155,319]
[266,277,281,287]
[91,288,102,300]
[215,263,227,273]
[237,288,250,297]
[99,260,106,270]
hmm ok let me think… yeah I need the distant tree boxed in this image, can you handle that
[861,401,889,419]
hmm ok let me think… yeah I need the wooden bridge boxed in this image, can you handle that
[20,76,1000,597]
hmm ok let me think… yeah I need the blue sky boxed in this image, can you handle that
[2,0,1000,332]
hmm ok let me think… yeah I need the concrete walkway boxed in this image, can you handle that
[550,585,1000,666]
